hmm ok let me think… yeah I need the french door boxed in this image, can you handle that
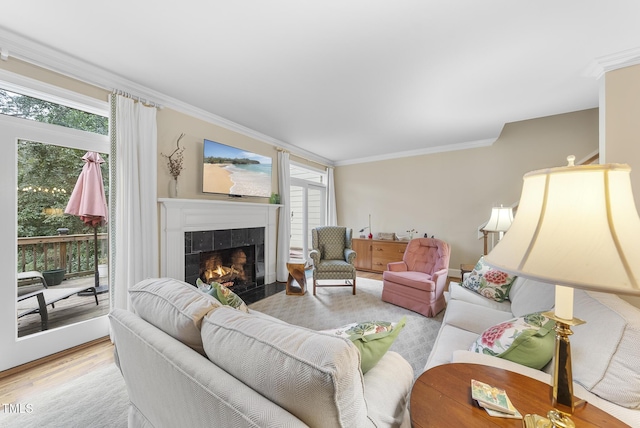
[0,114,109,371]
[290,182,326,260]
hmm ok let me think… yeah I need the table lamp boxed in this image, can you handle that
[481,205,514,254]
[484,156,640,427]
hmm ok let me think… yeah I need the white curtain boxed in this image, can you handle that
[110,94,159,310]
[276,151,291,282]
[327,166,337,226]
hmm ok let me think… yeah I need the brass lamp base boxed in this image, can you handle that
[541,311,586,428]
[547,409,576,428]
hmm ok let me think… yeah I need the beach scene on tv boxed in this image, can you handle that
[203,139,272,198]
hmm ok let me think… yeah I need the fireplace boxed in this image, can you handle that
[201,246,253,286]
[159,199,279,288]
[184,227,265,295]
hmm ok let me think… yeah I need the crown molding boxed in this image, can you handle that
[0,27,334,167]
[334,137,497,166]
[585,46,640,79]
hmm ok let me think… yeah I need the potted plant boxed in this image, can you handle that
[98,255,108,278]
[42,268,65,286]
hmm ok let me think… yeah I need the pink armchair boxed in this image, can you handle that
[381,238,451,317]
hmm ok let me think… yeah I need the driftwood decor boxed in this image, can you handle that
[377,232,397,241]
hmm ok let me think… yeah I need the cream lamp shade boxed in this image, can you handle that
[485,156,640,423]
[483,205,514,233]
[484,158,640,297]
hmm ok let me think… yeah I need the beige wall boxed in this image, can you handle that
[0,57,109,103]
[604,63,640,204]
[157,108,278,201]
[335,109,599,270]
[603,63,640,307]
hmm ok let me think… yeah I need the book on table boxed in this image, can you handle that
[470,379,518,415]
[484,397,522,419]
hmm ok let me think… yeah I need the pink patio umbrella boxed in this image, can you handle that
[65,152,109,293]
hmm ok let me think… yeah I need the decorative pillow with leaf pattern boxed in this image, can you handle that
[197,278,249,313]
[470,312,555,369]
[321,317,406,373]
[461,256,517,302]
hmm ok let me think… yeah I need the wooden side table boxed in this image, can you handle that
[410,363,626,427]
[459,263,475,281]
[285,260,307,296]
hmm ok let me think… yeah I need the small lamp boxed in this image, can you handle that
[484,156,640,427]
[481,205,514,254]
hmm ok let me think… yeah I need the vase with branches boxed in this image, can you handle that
[162,133,185,197]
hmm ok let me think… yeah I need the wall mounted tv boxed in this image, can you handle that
[202,139,272,198]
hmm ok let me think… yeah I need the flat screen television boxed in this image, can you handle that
[202,139,272,198]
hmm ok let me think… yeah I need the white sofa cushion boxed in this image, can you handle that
[508,277,555,317]
[362,351,413,428]
[571,291,640,409]
[443,299,515,335]
[201,306,371,428]
[129,277,220,354]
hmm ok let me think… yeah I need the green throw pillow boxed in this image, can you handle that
[469,312,555,369]
[197,278,249,313]
[322,317,406,373]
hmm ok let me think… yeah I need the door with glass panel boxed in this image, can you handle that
[289,164,327,261]
[0,84,109,370]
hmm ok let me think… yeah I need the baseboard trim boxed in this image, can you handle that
[0,336,111,380]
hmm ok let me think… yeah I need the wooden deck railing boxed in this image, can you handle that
[17,233,107,279]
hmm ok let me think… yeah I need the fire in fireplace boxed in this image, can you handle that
[200,246,255,287]
[184,227,266,295]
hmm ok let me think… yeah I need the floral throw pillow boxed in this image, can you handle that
[461,256,517,302]
[321,317,406,373]
[469,312,556,369]
[197,278,249,313]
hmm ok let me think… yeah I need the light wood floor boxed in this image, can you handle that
[1,271,457,407]
[0,336,115,405]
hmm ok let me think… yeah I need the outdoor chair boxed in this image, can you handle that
[309,226,357,295]
[17,271,99,331]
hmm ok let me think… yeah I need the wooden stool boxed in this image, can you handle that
[286,260,307,296]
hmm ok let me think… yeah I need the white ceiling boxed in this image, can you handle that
[1,1,640,165]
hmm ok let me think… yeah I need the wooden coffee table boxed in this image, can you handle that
[410,363,626,427]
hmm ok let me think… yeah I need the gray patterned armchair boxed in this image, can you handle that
[309,226,357,295]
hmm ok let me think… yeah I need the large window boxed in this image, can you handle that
[289,163,327,258]
[2,83,110,338]
[0,88,108,134]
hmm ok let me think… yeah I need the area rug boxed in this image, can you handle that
[0,363,128,428]
[249,277,444,379]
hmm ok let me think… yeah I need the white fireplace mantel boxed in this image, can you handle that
[158,198,280,283]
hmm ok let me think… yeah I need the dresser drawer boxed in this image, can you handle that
[371,242,407,271]
[352,238,408,273]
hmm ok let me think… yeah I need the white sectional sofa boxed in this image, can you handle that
[109,278,413,427]
[426,276,640,426]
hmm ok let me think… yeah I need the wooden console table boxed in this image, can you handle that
[352,238,408,273]
[410,363,626,427]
